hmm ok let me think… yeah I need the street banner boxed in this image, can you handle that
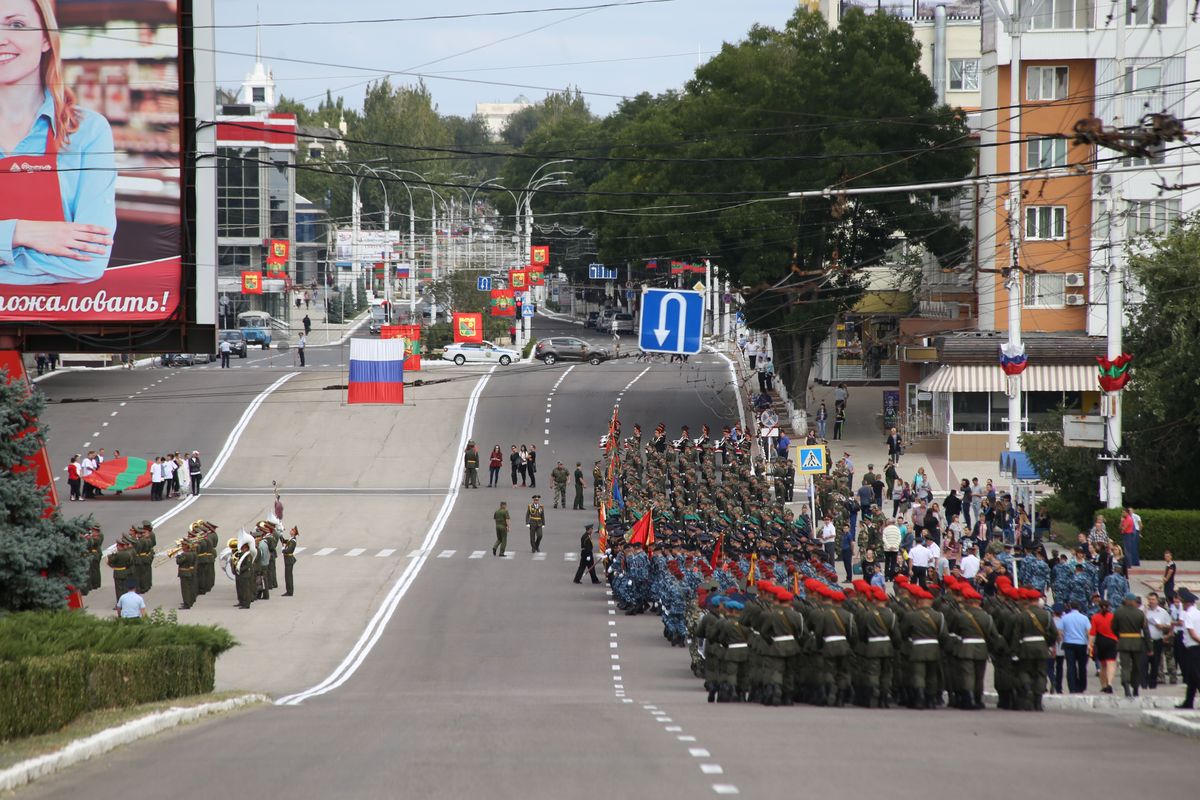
[453,313,484,343]
[266,239,290,267]
[241,272,263,295]
[348,338,405,404]
[490,288,515,316]
[509,269,528,291]
[528,268,544,286]
[531,245,550,268]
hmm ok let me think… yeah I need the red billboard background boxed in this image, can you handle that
[0,0,182,324]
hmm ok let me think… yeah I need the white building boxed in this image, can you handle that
[475,96,533,141]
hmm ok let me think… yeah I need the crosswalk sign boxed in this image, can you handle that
[797,445,827,475]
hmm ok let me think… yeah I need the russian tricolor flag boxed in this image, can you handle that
[348,338,405,404]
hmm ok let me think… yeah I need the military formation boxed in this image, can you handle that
[600,420,1060,711]
[87,512,299,611]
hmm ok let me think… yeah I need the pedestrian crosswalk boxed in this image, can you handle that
[292,545,580,561]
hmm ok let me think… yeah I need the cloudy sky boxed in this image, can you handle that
[213,0,800,117]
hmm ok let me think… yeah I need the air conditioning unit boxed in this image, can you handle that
[1065,294,1087,306]
[1065,272,1086,287]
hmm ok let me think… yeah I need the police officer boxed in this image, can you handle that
[573,524,600,584]
[526,495,546,553]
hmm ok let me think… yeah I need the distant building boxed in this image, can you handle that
[475,95,533,141]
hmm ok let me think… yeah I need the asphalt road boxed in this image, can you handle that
[20,316,1199,799]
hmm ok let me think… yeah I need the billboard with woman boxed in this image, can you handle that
[0,0,182,322]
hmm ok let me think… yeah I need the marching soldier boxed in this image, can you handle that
[132,524,154,593]
[106,537,135,605]
[258,521,280,592]
[176,539,198,609]
[282,528,299,596]
[493,501,510,557]
[1009,587,1056,710]
[949,583,1000,710]
[573,462,585,510]
[526,495,546,553]
[899,585,946,709]
[193,521,217,595]
[551,462,570,508]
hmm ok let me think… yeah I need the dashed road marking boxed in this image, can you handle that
[533,552,546,561]
[314,547,336,556]
[712,785,739,795]
[407,549,424,558]
[437,550,456,558]
[678,735,696,742]
[344,548,365,557]
[701,765,723,775]
[469,550,486,559]
[688,748,711,758]
[110,411,119,416]
[376,549,396,558]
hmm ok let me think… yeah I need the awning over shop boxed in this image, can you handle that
[917,364,1096,393]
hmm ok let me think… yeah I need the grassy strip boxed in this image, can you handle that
[0,691,259,770]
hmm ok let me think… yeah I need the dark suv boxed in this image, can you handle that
[534,336,610,365]
[218,329,248,358]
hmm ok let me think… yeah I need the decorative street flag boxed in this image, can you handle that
[509,269,528,291]
[527,267,545,286]
[453,312,484,343]
[1097,353,1133,392]
[241,271,263,295]
[348,338,405,404]
[490,288,515,316]
[265,239,290,266]
[628,510,655,549]
[84,457,152,492]
[999,342,1027,375]
[530,245,550,268]
[645,259,658,270]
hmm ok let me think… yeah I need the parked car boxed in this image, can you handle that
[368,305,387,335]
[611,313,635,334]
[237,310,273,349]
[171,353,215,366]
[218,329,248,358]
[584,311,600,329]
[598,308,617,331]
[533,337,611,366]
[442,341,520,366]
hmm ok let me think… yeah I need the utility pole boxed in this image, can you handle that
[350,177,360,295]
[1102,9,1127,509]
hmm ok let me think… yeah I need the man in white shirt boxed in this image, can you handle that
[115,580,146,619]
[1176,588,1200,709]
[881,519,901,580]
[162,456,177,498]
[745,339,760,370]
[150,457,164,501]
[819,516,837,566]
[80,450,97,499]
[1143,592,1173,689]
[960,546,981,582]
[909,535,932,588]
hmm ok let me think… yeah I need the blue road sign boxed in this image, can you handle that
[638,288,703,354]
[735,311,745,327]
[588,263,619,280]
[521,303,534,318]
[476,276,492,291]
[796,445,827,475]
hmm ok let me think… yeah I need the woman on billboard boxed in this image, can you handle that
[0,0,115,285]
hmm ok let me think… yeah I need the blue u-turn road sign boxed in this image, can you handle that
[639,288,703,354]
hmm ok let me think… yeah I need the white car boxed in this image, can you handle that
[442,341,519,366]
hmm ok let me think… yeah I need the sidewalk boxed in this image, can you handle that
[287,296,367,347]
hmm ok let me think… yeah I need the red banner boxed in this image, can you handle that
[266,239,290,266]
[530,245,550,268]
[0,258,183,322]
[241,271,263,295]
[491,288,515,316]
[528,268,544,286]
[509,269,528,291]
[453,313,484,343]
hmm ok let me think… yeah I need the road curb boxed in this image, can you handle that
[0,694,268,793]
[1141,709,1200,738]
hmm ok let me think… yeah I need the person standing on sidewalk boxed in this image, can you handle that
[65,455,81,500]
[815,402,828,440]
[1144,592,1172,689]
[297,333,307,367]
[833,405,846,440]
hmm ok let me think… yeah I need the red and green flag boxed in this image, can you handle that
[84,457,153,492]
[1097,353,1133,392]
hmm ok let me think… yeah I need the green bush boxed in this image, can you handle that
[0,610,236,662]
[1097,508,1200,560]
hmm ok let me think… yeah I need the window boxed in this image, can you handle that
[1127,0,1167,25]
[218,246,252,279]
[1026,137,1067,169]
[952,392,989,432]
[217,147,261,238]
[1025,206,1067,240]
[1124,65,1162,94]
[1126,199,1181,236]
[267,156,292,241]
[252,87,266,103]
[1026,66,1069,101]
[1024,0,1093,29]
[1024,272,1067,307]
[949,59,980,91]
[989,392,1010,432]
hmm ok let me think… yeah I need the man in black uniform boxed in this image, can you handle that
[573,462,586,510]
[573,524,601,584]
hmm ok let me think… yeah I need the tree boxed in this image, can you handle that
[0,374,90,612]
[1021,409,1103,528]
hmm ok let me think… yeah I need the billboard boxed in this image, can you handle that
[0,0,185,323]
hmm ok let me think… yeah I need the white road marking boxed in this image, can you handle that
[545,417,550,423]
[501,552,513,559]
[609,642,618,648]
[91,431,99,437]
[437,550,456,558]
[701,765,724,775]
[314,547,336,556]
[689,748,711,758]
[611,665,620,671]
[678,735,697,742]
[119,402,127,406]
[407,550,424,558]
[83,442,91,448]
[564,552,577,560]
[101,422,108,427]
[665,726,682,732]
[544,439,549,445]
[276,367,496,707]
[610,654,619,660]
[110,411,118,416]
[608,620,616,626]
[609,632,617,638]
[376,549,396,558]
[469,550,485,559]
[294,547,306,554]
[712,785,739,795]
[344,548,365,557]
[608,609,615,615]
[658,717,672,722]
[544,428,550,434]
[533,552,546,561]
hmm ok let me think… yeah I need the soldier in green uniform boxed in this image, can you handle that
[85,525,103,593]
[573,462,586,510]
[900,585,946,709]
[463,441,480,488]
[526,495,546,552]
[950,583,1000,710]
[1113,592,1147,697]
[852,582,900,708]
[233,541,255,609]
[175,539,198,609]
[593,461,605,509]
[550,462,570,508]
[106,538,135,605]
[493,501,510,557]
[282,529,299,596]
[194,522,216,595]
[1009,587,1056,710]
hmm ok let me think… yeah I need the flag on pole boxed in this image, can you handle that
[748,551,757,584]
[597,506,608,555]
[709,532,724,569]
[611,474,624,511]
[628,510,655,549]
[348,338,405,404]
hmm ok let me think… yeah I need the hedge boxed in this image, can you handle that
[0,610,236,661]
[1097,508,1200,560]
[0,645,216,739]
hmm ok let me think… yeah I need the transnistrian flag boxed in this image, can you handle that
[348,338,405,404]
[84,457,152,492]
[628,510,655,549]
[453,312,483,343]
